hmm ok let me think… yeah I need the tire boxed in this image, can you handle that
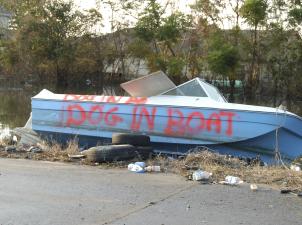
[135,146,154,160]
[112,133,150,146]
[82,144,136,162]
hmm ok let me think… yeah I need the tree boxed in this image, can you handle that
[288,0,302,36]
[102,0,142,81]
[134,0,191,84]
[190,0,245,101]
[190,0,226,27]
[262,0,302,110]
[240,0,268,102]
[207,33,240,101]
[0,0,102,90]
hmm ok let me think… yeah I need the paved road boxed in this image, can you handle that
[0,158,301,225]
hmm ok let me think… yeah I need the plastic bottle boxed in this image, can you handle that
[290,164,301,172]
[135,162,146,168]
[145,166,161,172]
[128,163,145,173]
[192,170,212,181]
[225,176,243,185]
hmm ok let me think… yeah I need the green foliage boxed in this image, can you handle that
[0,0,45,29]
[240,0,268,27]
[0,0,302,109]
[0,0,102,89]
[0,40,19,73]
[135,0,162,42]
[264,21,302,109]
[133,0,191,82]
[146,54,167,72]
[289,7,302,24]
[127,39,151,58]
[207,34,239,77]
[191,0,223,24]
[167,57,185,77]
[158,13,192,43]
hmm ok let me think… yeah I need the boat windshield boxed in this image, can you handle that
[162,79,207,97]
[161,78,227,103]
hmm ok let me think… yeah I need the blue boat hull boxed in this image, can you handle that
[35,129,293,163]
[31,92,302,162]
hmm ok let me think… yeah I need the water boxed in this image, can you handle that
[0,90,32,128]
[0,84,123,130]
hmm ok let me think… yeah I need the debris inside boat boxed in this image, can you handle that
[18,71,302,162]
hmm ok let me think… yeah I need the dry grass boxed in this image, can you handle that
[1,141,302,192]
[0,140,131,167]
[31,140,81,162]
[0,140,81,162]
[149,150,302,192]
[0,137,12,146]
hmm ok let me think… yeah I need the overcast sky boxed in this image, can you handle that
[74,0,194,11]
[73,0,196,33]
[72,0,244,33]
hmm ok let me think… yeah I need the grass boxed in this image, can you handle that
[0,141,301,192]
[0,140,81,162]
[31,140,81,162]
[148,150,302,192]
[0,136,12,146]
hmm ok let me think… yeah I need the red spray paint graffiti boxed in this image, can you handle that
[63,94,147,104]
[131,106,157,131]
[66,104,123,127]
[164,109,235,136]
[62,94,236,137]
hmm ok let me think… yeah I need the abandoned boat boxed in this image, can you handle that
[30,72,302,161]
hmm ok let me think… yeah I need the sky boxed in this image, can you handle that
[73,0,196,33]
[74,0,194,11]
[59,1,299,36]
[72,0,250,33]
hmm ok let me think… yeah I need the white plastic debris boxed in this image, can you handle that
[145,166,161,172]
[128,163,135,171]
[250,184,258,191]
[27,146,43,153]
[290,164,301,172]
[0,126,11,142]
[134,162,146,168]
[12,135,18,143]
[220,176,244,185]
[192,170,212,181]
[128,163,145,173]
[68,154,85,159]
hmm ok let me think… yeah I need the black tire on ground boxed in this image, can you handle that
[82,144,136,162]
[135,146,154,160]
[112,133,151,146]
